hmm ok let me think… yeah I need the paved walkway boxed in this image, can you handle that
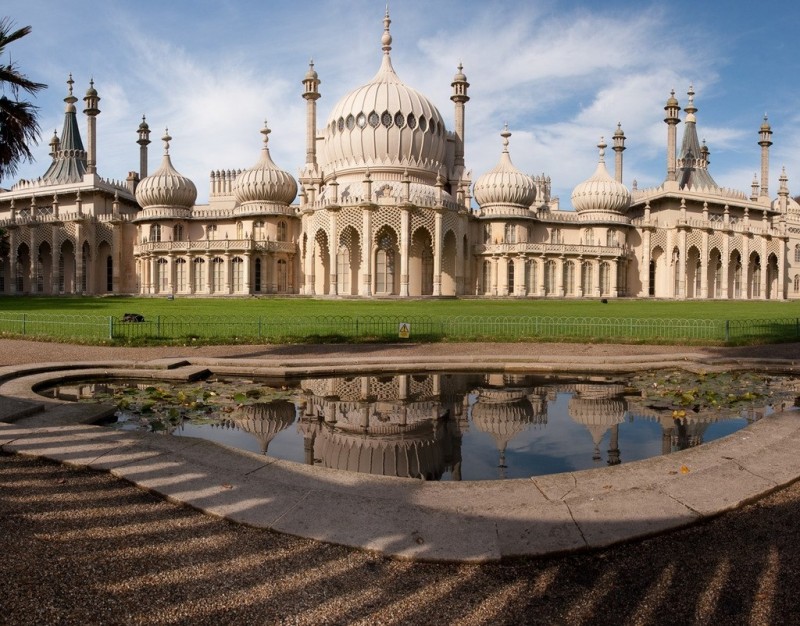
[2,341,799,562]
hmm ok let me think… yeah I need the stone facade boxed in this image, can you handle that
[1,12,798,300]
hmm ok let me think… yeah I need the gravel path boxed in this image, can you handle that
[2,338,800,624]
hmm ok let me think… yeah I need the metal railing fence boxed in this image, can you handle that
[0,312,799,344]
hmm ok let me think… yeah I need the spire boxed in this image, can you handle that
[675,86,717,190]
[382,5,392,55]
[137,115,151,178]
[612,122,625,183]
[162,128,171,155]
[42,75,87,184]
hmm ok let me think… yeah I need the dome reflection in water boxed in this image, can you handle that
[62,370,795,481]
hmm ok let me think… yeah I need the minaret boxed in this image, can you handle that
[451,62,470,169]
[83,79,100,175]
[664,90,681,182]
[612,122,625,183]
[302,59,321,167]
[778,166,789,213]
[137,115,151,178]
[758,115,773,199]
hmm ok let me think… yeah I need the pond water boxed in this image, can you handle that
[43,370,799,481]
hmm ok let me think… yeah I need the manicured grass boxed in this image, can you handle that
[0,295,797,321]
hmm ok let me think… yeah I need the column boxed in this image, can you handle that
[777,238,786,300]
[677,229,687,299]
[611,259,619,297]
[205,253,212,294]
[700,231,709,299]
[244,252,252,295]
[760,237,768,299]
[556,258,564,297]
[721,234,730,299]
[433,209,443,296]
[168,253,175,294]
[328,210,338,295]
[592,259,600,297]
[515,256,525,296]
[641,230,651,296]
[75,224,84,294]
[28,228,38,293]
[224,252,232,294]
[112,222,122,293]
[400,208,410,296]
[361,207,373,296]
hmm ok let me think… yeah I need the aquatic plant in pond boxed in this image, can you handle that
[48,370,799,480]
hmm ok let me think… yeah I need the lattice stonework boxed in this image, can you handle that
[335,377,363,401]
[729,235,742,257]
[311,210,330,238]
[370,377,400,401]
[336,207,364,244]
[442,210,462,239]
[708,233,724,254]
[649,230,667,254]
[410,208,434,241]
[767,239,782,259]
[372,207,402,248]
[96,223,113,248]
[686,231,703,251]
[409,375,434,399]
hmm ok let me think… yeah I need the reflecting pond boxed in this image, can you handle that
[43,369,799,481]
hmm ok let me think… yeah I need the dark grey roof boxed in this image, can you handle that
[41,95,87,185]
[676,119,718,190]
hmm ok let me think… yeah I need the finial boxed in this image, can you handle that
[162,128,171,155]
[260,120,271,146]
[501,123,511,152]
[382,5,392,54]
[597,136,607,161]
[67,73,74,96]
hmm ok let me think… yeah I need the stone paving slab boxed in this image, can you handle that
[1,355,800,562]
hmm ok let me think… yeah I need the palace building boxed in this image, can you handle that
[1,10,799,300]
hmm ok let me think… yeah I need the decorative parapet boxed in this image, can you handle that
[473,242,629,257]
[134,239,297,255]
[630,215,780,237]
[631,183,750,203]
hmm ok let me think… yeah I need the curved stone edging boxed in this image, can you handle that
[1,354,799,563]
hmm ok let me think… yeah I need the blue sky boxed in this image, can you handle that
[3,0,800,205]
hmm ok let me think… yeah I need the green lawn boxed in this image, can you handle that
[0,295,797,320]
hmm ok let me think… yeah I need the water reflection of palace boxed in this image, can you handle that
[64,373,779,480]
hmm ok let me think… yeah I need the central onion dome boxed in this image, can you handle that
[473,126,537,210]
[135,130,197,214]
[571,138,631,216]
[322,10,448,181]
[233,122,298,214]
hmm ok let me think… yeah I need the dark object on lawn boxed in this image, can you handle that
[601,298,608,304]
[122,313,145,322]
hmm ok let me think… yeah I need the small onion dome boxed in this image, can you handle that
[135,130,197,210]
[85,78,98,98]
[571,138,631,214]
[760,115,772,133]
[138,116,149,132]
[473,125,537,209]
[305,59,319,81]
[233,121,298,210]
[665,89,679,108]
[453,62,467,83]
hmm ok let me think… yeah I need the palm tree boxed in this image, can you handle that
[0,18,46,182]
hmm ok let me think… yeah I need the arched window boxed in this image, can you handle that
[254,258,262,292]
[337,246,350,294]
[206,224,217,240]
[795,245,800,263]
[254,221,265,240]
[606,229,616,247]
[526,260,537,295]
[582,261,593,297]
[583,228,593,245]
[157,258,168,293]
[483,224,491,244]
[211,257,225,292]
[599,262,611,296]
[551,228,561,244]
[193,257,205,292]
[544,260,556,295]
[504,224,516,244]
[375,235,395,294]
[174,224,184,242]
[236,222,244,240]
[794,275,800,293]
[277,259,288,292]
[563,260,575,296]
[106,256,113,292]
[482,260,492,294]
[175,258,187,292]
[507,259,515,294]
[150,224,161,243]
[278,220,288,242]
[231,257,244,292]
